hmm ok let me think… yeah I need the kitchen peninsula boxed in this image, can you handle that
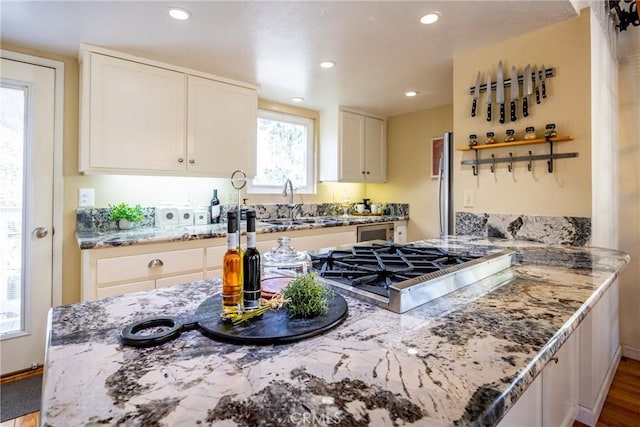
[46,236,628,426]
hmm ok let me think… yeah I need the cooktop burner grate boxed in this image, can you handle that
[310,243,483,298]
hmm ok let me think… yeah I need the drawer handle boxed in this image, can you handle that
[148,259,164,268]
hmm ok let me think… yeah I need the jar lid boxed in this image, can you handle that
[469,134,478,139]
[545,123,556,129]
[263,237,310,266]
[506,129,515,135]
[525,126,535,132]
[486,131,495,137]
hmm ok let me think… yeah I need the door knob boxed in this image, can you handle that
[33,227,48,238]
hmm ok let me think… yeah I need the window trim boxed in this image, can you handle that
[247,108,316,194]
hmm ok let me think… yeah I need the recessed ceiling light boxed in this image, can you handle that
[420,12,440,25]
[168,7,191,20]
[291,97,304,102]
[320,60,336,69]
[405,91,418,97]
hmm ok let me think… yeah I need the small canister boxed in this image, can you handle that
[524,126,537,140]
[504,129,516,142]
[468,134,478,148]
[545,123,557,138]
[261,237,312,296]
[485,131,496,145]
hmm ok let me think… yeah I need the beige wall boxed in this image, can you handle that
[453,10,592,218]
[367,105,453,241]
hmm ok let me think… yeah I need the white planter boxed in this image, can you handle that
[118,219,134,230]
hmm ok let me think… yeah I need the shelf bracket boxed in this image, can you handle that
[547,140,554,173]
[528,151,533,172]
[472,149,479,176]
[491,154,496,174]
[508,153,513,173]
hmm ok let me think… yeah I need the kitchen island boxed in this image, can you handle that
[43,237,628,426]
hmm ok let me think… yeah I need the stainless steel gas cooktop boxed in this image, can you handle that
[309,242,515,313]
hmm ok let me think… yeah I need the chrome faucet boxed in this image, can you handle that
[282,178,295,219]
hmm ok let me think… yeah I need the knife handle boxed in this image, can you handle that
[535,87,541,104]
[487,103,492,122]
[471,99,477,117]
[510,100,516,121]
[523,97,529,117]
[542,81,547,99]
[499,103,505,124]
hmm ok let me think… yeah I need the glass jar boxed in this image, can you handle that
[468,134,478,148]
[524,126,537,140]
[545,123,557,138]
[261,237,312,295]
[504,129,516,142]
[485,131,496,144]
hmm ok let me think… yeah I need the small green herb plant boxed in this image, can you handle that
[283,272,332,318]
[108,203,144,223]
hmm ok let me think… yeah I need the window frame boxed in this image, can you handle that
[247,108,316,195]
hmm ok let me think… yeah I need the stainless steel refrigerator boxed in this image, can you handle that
[437,132,454,236]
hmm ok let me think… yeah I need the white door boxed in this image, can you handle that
[0,57,56,375]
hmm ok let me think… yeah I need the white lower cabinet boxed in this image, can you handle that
[498,330,578,427]
[82,225,359,301]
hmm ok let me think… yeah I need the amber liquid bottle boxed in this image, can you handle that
[222,211,243,319]
[243,210,261,311]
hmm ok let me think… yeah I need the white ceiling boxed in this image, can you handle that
[0,1,581,117]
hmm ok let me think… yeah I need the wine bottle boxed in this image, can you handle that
[210,189,221,224]
[243,210,261,311]
[222,211,242,319]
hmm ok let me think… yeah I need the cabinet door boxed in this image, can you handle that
[498,374,542,427]
[339,111,366,182]
[543,332,579,427]
[364,117,386,182]
[84,53,186,172]
[187,76,257,177]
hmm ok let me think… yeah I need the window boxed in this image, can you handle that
[248,109,315,194]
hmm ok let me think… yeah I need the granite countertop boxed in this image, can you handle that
[75,215,408,250]
[43,237,629,426]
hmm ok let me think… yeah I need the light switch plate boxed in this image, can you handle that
[78,188,95,207]
[463,190,475,208]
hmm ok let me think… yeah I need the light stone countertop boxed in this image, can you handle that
[43,236,629,426]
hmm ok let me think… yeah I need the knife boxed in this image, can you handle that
[471,71,481,117]
[523,64,532,118]
[497,61,505,124]
[486,70,492,122]
[540,64,547,98]
[510,65,519,122]
[533,65,541,104]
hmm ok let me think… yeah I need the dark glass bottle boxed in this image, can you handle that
[210,189,221,224]
[222,211,242,319]
[243,210,261,311]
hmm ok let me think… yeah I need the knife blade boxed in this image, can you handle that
[540,64,547,98]
[523,64,532,118]
[510,65,519,122]
[496,61,505,124]
[533,65,541,104]
[486,71,492,122]
[471,71,481,117]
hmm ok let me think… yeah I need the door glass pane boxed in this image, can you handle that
[0,84,26,336]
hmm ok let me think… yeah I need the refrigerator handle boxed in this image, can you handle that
[437,151,445,236]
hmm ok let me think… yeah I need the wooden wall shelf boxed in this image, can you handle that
[457,135,573,151]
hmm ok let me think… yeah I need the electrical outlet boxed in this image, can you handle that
[463,190,475,208]
[78,188,95,207]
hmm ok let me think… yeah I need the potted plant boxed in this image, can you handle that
[108,203,144,230]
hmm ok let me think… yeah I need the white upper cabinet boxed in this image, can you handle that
[320,106,387,183]
[79,45,258,176]
[186,75,257,176]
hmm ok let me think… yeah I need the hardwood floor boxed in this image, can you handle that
[3,358,639,426]
[573,357,640,427]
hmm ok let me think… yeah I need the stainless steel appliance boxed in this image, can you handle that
[357,222,394,243]
[310,242,514,313]
[437,132,454,236]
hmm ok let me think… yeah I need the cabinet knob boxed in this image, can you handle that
[189,159,195,164]
[366,171,370,175]
[362,171,366,174]
[551,356,559,364]
[178,158,184,163]
[148,259,164,268]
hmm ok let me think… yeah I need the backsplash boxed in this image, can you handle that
[77,203,409,232]
[455,212,591,246]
